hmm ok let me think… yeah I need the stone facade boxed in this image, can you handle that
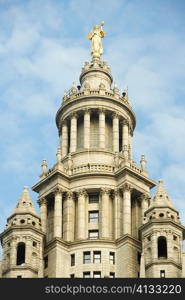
[0,29,185,278]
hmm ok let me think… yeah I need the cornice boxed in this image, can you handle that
[56,95,136,130]
[115,166,156,189]
[139,219,185,236]
[0,225,44,240]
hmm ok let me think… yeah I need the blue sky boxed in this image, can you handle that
[0,0,185,254]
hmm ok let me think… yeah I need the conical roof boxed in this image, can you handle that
[150,179,174,209]
[13,186,36,215]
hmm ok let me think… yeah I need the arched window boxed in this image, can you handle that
[16,242,26,265]
[158,236,167,259]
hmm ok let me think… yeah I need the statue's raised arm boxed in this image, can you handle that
[88,21,105,59]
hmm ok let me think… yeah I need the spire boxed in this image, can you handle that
[150,179,173,208]
[13,186,36,215]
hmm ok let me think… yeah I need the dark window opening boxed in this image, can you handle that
[16,242,25,265]
[33,241,37,247]
[44,256,48,269]
[70,274,75,278]
[158,236,167,259]
[137,252,141,264]
[89,193,99,203]
[71,254,75,266]
[17,275,22,278]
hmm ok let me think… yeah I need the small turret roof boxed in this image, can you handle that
[150,179,174,209]
[13,186,36,215]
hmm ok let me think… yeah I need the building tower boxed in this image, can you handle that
[140,180,185,278]
[0,23,184,278]
[0,187,44,278]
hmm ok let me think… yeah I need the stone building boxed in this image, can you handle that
[0,24,185,278]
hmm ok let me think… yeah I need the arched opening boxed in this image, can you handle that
[16,242,26,265]
[158,236,167,259]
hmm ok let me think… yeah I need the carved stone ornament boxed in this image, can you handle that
[38,198,47,207]
[122,183,132,192]
[52,187,63,196]
[76,189,88,198]
[100,187,111,195]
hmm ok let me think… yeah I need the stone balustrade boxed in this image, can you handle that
[62,88,131,107]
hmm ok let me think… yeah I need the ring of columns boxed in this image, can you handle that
[59,107,133,158]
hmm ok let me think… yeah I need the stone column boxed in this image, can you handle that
[122,183,132,235]
[112,113,119,153]
[70,113,77,153]
[99,108,105,149]
[10,238,17,266]
[61,120,68,157]
[77,189,87,240]
[39,198,47,234]
[141,194,149,224]
[122,119,129,151]
[113,189,121,239]
[101,188,110,238]
[84,109,90,149]
[64,191,75,242]
[53,188,63,238]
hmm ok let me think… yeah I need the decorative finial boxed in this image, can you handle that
[140,155,147,171]
[88,21,105,59]
[23,186,29,191]
[41,159,48,175]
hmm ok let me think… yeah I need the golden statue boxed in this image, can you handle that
[88,21,105,59]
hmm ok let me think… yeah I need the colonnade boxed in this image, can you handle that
[60,109,132,157]
[39,187,149,242]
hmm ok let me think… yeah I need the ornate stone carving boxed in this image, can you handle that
[100,187,111,195]
[122,183,132,192]
[122,119,129,126]
[71,112,78,119]
[98,106,105,114]
[52,187,63,196]
[112,112,119,119]
[66,191,74,200]
[76,189,88,198]
[38,198,47,207]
